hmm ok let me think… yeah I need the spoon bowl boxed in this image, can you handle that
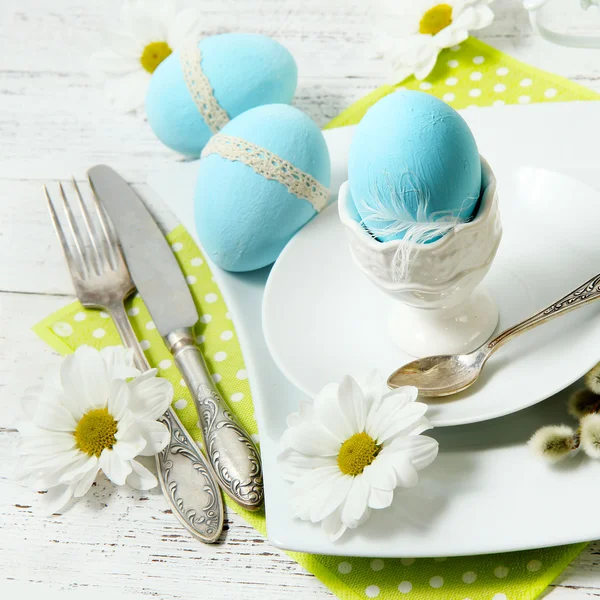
[388,352,486,397]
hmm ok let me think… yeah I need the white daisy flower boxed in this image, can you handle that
[16,345,173,515]
[373,0,495,83]
[92,0,202,113]
[278,372,438,541]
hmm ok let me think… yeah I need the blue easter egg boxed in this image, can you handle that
[146,33,297,156]
[195,104,331,272]
[348,90,482,242]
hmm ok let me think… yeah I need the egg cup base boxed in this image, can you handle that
[388,286,499,358]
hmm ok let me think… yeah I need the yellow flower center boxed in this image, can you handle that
[140,41,172,74]
[74,408,118,457]
[337,432,381,476]
[419,4,453,35]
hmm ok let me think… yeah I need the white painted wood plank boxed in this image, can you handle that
[2,0,600,596]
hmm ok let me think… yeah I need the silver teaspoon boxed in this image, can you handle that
[388,271,600,397]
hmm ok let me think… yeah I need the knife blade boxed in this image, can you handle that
[88,165,264,511]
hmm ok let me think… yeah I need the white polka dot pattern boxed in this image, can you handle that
[338,562,352,574]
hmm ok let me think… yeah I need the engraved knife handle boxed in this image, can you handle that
[107,303,224,543]
[166,328,264,511]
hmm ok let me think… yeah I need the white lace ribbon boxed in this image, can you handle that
[201,135,329,212]
[180,37,230,134]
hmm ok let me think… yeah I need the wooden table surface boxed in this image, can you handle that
[2,0,600,598]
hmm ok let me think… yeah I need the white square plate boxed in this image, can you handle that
[148,102,600,557]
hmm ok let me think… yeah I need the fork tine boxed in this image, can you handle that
[57,182,87,277]
[87,176,119,271]
[72,178,102,275]
[45,185,83,279]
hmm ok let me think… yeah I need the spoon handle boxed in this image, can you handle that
[485,271,600,355]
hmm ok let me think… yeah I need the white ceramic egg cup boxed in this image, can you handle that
[338,158,502,357]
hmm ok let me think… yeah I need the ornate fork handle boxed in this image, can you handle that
[156,408,223,543]
[107,301,224,543]
[486,272,600,354]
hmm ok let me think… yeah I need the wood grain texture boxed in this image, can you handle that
[1,0,600,597]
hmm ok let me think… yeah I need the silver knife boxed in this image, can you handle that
[88,165,264,511]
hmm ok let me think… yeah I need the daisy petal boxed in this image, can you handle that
[167,8,202,48]
[99,449,132,485]
[39,484,75,515]
[59,455,99,485]
[108,30,144,58]
[100,346,140,380]
[321,505,347,542]
[399,416,433,437]
[368,487,394,510]
[281,422,340,456]
[414,52,440,81]
[387,435,439,471]
[338,376,368,433]
[128,373,173,420]
[392,454,420,488]
[291,466,342,520]
[314,391,353,442]
[61,346,109,414]
[366,394,406,440]
[19,431,76,454]
[362,455,398,490]
[33,453,89,489]
[72,460,100,497]
[388,65,414,86]
[434,25,469,48]
[341,476,370,525]
[108,379,130,421]
[105,69,150,114]
[477,6,495,28]
[451,5,477,29]
[91,50,142,76]
[135,419,169,456]
[369,398,429,443]
[357,370,391,414]
[33,401,76,432]
[385,386,418,404]
[285,398,316,429]
[309,473,353,523]
[126,459,158,490]
[22,448,81,473]
[114,419,146,460]
[277,448,337,481]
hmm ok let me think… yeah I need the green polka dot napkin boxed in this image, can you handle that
[35,37,598,600]
[326,37,599,130]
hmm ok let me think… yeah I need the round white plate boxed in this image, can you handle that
[264,166,600,426]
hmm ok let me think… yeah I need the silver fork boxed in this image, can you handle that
[45,180,224,543]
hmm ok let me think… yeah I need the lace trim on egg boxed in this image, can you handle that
[201,135,329,212]
[180,37,230,134]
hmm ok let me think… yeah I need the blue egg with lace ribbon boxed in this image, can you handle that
[146,33,297,157]
[348,90,482,243]
[194,104,331,272]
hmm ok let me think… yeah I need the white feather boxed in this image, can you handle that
[359,167,478,281]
